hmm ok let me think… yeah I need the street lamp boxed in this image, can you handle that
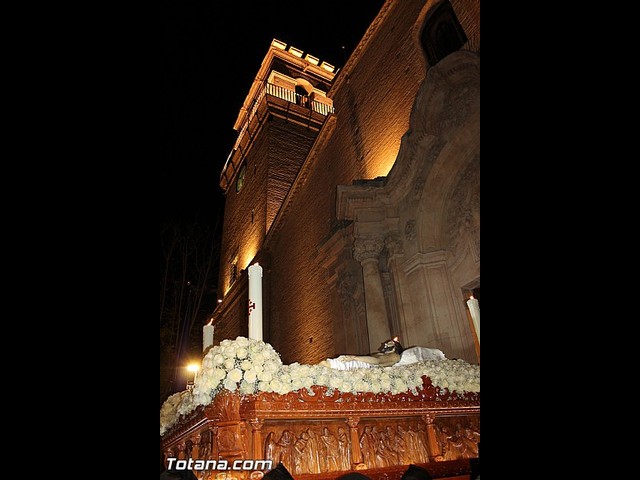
[186,363,199,390]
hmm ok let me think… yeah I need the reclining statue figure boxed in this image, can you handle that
[319,337,404,369]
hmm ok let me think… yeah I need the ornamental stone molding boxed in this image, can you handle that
[336,51,480,223]
[353,237,385,264]
[404,220,417,241]
[384,233,404,257]
[444,157,480,264]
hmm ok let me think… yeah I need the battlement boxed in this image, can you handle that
[220,38,337,193]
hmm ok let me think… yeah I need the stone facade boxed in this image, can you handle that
[213,0,480,365]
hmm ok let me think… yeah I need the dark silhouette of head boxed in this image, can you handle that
[378,337,404,354]
[401,464,433,480]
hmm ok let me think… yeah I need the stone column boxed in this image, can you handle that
[383,233,404,339]
[354,237,390,350]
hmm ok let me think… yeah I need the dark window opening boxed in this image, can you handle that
[295,85,310,108]
[421,0,468,67]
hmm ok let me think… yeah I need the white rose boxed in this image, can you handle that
[275,381,290,395]
[212,368,226,382]
[236,347,248,360]
[252,352,265,364]
[235,336,249,347]
[224,345,237,359]
[239,380,254,395]
[253,363,264,374]
[223,378,238,391]
[244,369,257,383]
[355,380,369,392]
[209,377,221,390]
[393,379,407,393]
[340,381,353,393]
[258,370,273,382]
[330,376,342,389]
[291,379,303,391]
[213,354,225,366]
[240,359,253,371]
[227,368,243,383]
[269,379,282,392]
[220,339,231,347]
[193,391,210,406]
[380,379,391,392]
[264,361,279,373]
[257,381,271,392]
[301,376,315,389]
[224,358,236,370]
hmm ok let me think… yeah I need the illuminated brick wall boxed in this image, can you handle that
[266,0,480,364]
[214,0,480,365]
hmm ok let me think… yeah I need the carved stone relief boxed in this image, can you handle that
[336,267,368,353]
[444,158,480,264]
[405,220,417,241]
[353,237,385,263]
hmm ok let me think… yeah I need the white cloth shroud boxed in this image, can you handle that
[395,346,446,365]
[325,346,446,370]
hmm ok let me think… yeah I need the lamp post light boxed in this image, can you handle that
[186,363,199,390]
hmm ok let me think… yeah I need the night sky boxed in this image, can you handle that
[160,0,387,226]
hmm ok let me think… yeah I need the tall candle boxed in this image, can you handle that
[248,263,263,341]
[466,295,480,344]
[203,321,214,352]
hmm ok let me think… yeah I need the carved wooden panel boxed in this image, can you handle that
[185,439,195,459]
[358,418,430,469]
[208,390,241,422]
[433,415,480,461]
[217,422,248,461]
[262,421,352,475]
[198,430,214,460]
[162,379,480,480]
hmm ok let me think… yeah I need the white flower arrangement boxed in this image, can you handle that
[160,337,480,436]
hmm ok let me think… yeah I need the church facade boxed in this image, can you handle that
[212,0,480,365]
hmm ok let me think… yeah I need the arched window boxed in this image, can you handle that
[421,1,468,67]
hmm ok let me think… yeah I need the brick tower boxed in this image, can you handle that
[214,39,336,342]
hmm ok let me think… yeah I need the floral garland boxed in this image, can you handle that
[160,336,480,435]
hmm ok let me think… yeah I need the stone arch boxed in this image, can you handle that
[408,51,479,255]
[294,77,314,95]
[394,50,479,361]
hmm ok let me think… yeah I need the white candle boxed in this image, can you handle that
[466,295,480,344]
[248,263,263,341]
[203,321,214,352]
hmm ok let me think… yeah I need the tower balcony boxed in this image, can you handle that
[220,81,335,192]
